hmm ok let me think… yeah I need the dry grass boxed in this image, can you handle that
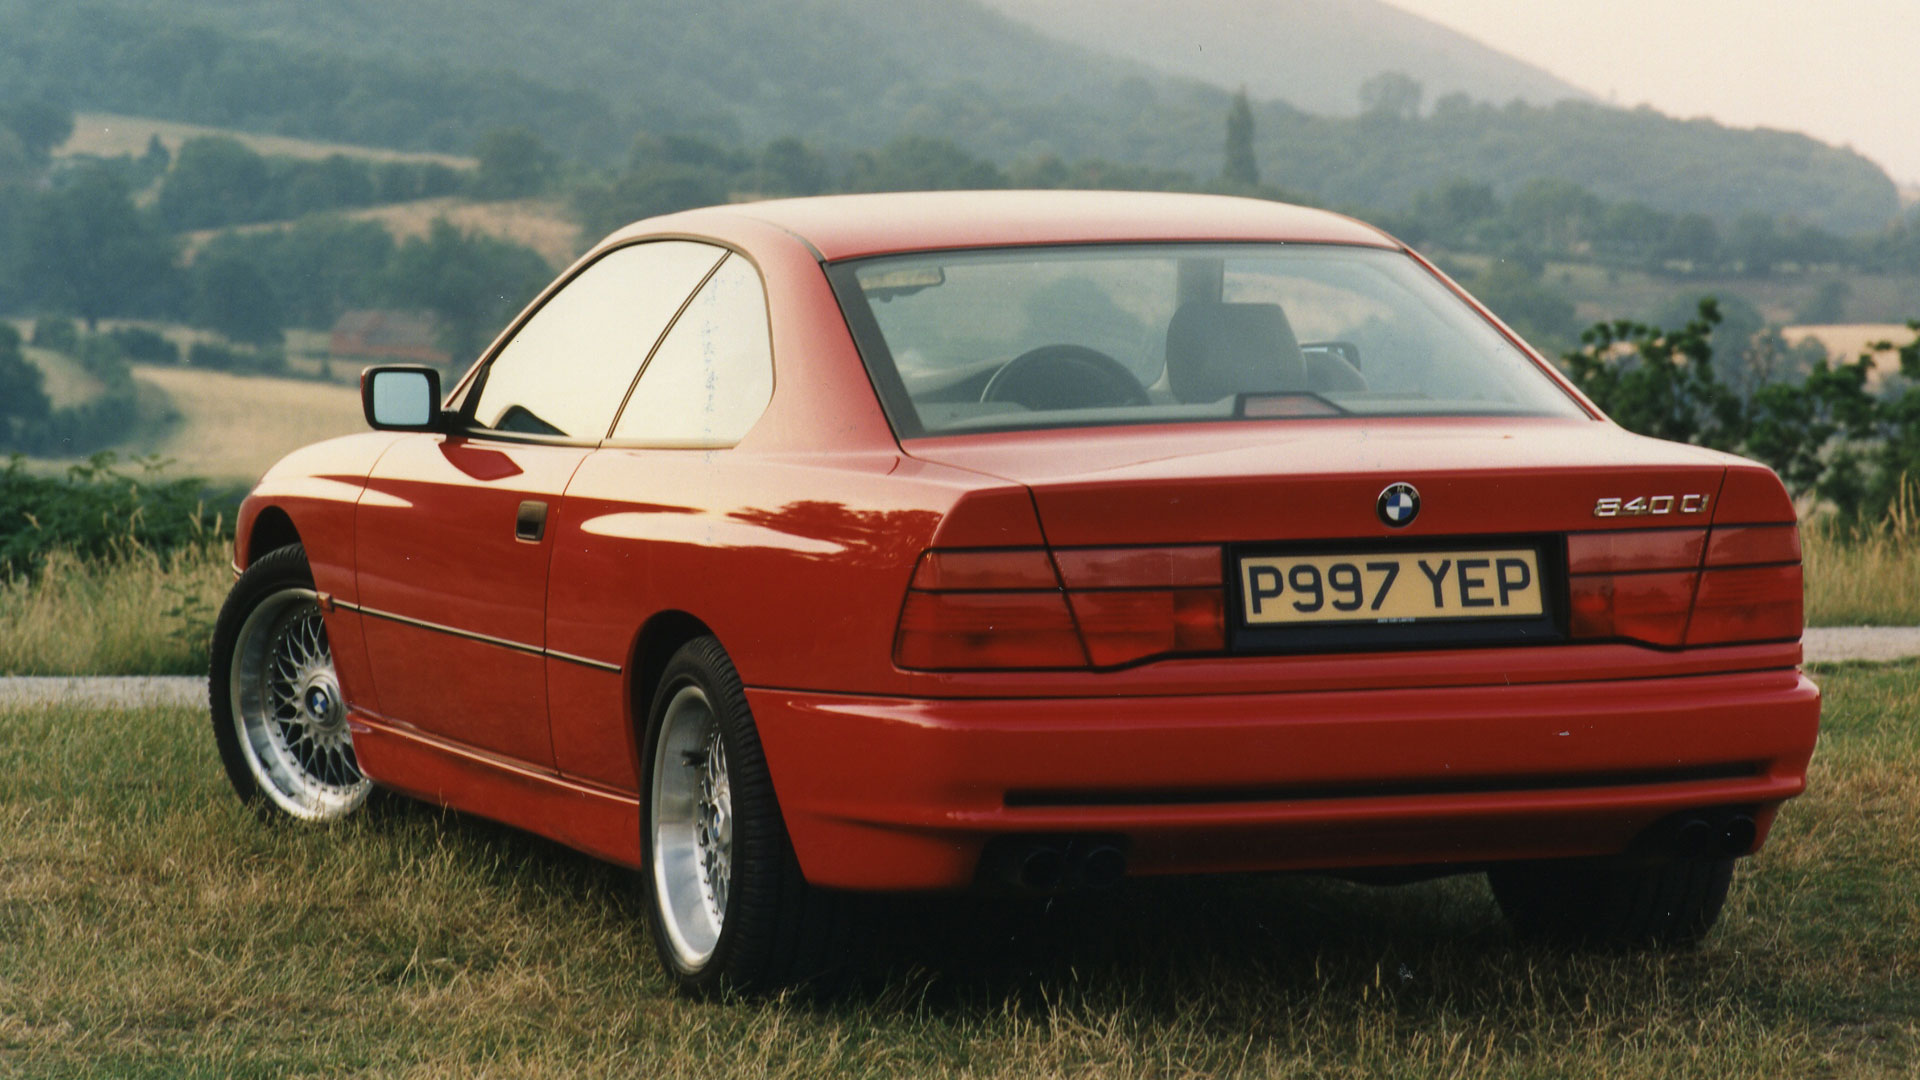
[0,544,229,676]
[1804,504,1920,626]
[0,662,1913,1076]
[178,195,582,270]
[118,365,363,486]
[344,196,585,267]
[58,111,474,169]
[18,345,105,410]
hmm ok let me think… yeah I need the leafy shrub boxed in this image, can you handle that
[108,326,181,365]
[0,453,236,580]
[1565,302,1920,524]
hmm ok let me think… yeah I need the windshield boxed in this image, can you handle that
[829,243,1586,437]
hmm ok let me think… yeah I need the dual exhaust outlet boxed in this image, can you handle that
[1650,808,1758,859]
[980,835,1128,894]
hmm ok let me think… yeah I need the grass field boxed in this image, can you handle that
[0,661,1912,1077]
[13,365,367,488]
[344,195,583,267]
[128,365,366,484]
[58,111,474,169]
[177,195,583,269]
[0,545,229,677]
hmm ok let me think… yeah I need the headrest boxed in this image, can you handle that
[1165,301,1307,404]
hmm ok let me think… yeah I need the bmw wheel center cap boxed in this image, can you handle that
[1377,482,1420,528]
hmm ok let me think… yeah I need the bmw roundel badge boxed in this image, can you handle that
[1377,482,1420,528]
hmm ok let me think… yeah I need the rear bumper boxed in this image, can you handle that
[749,667,1819,890]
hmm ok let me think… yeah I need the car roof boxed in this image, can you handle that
[629,190,1401,261]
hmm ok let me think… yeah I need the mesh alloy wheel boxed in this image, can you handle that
[211,545,371,822]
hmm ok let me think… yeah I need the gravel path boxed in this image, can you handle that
[0,676,205,708]
[1802,627,1920,664]
[0,631,1914,708]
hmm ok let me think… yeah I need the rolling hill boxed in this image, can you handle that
[0,0,1901,232]
[975,0,1594,117]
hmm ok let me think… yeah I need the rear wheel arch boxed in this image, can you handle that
[628,611,717,736]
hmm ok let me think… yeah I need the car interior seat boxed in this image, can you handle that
[1166,301,1309,404]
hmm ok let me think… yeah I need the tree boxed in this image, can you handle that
[1468,262,1579,353]
[156,136,271,230]
[18,164,177,327]
[0,324,52,447]
[472,127,556,199]
[1359,72,1423,120]
[573,163,730,238]
[141,134,172,173]
[0,100,74,163]
[1409,180,1500,248]
[754,137,830,196]
[1658,213,1720,269]
[845,135,1004,193]
[191,253,284,345]
[1222,89,1258,188]
[1794,280,1851,325]
[1506,178,1604,255]
[385,218,553,365]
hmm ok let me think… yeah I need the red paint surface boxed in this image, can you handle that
[228,192,1820,890]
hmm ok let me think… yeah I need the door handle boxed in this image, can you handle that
[515,500,548,542]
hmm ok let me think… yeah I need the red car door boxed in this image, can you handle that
[354,239,730,766]
[545,253,777,789]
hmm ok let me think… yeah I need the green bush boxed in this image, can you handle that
[0,453,236,580]
[107,326,181,365]
[1565,302,1920,523]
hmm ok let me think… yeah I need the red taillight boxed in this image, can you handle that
[1566,528,1705,573]
[912,549,1059,590]
[1568,571,1697,646]
[894,590,1086,669]
[1053,546,1221,588]
[1567,522,1802,648]
[1687,564,1803,645]
[895,545,1226,670]
[1068,588,1227,667]
[1704,524,1801,567]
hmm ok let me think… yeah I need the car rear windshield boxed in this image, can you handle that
[828,243,1587,437]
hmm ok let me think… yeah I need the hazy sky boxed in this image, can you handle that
[1388,0,1920,186]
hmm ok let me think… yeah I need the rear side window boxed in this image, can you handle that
[469,240,727,440]
[611,254,774,447]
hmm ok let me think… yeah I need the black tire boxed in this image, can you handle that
[1488,856,1734,948]
[209,543,372,821]
[640,636,846,996]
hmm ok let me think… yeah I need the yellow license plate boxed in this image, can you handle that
[1239,548,1543,626]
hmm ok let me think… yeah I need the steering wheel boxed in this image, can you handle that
[980,344,1151,410]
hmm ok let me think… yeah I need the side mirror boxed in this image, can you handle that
[361,365,447,432]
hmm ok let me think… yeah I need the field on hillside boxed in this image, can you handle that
[346,195,584,267]
[128,365,365,484]
[0,662,1912,1077]
[18,345,104,409]
[18,364,365,486]
[177,196,583,269]
[1435,252,1920,330]
[58,111,474,168]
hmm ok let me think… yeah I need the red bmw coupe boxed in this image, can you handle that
[210,191,1819,994]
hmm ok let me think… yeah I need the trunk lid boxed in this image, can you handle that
[902,417,1736,546]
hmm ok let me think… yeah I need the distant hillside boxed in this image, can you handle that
[0,0,1900,233]
[976,0,1593,116]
